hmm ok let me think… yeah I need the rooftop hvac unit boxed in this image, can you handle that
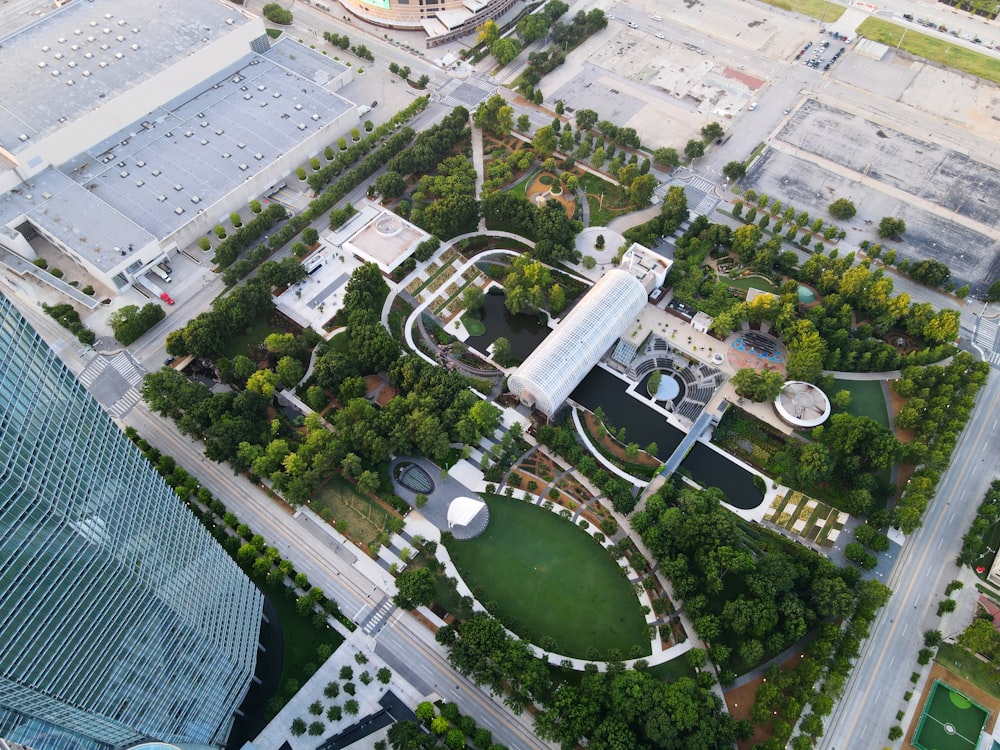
[221,152,230,158]
[200,139,208,145]
[54,52,63,59]
[244,94,252,100]
[184,131,193,137]
[215,129,223,135]
[297,123,306,131]
[74,28,81,34]
[257,85,265,91]
[100,43,108,50]
[191,195,201,203]
[38,61,46,68]
[58,36,66,43]
[132,28,139,34]
[136,160,144,167]
[130,44,138,51]
[119,171,127,177]
[135,179,144,187]
[237,142,245,149]
[117,19,126,26]
[82,70,90,76]
[87,35,94,41]
[200,121,208,128]
[157,195,166,202]
[68,61,76,68]
[294,104,302,110]
[18,134,28,142]
[50,69,59,76]
[272,91,281,98]
[104,13,111,19]
[66,79,74,85]
[116,35,124,42]
[116,161,125,167]
[84,52,92,58]
[98,61,107,68]
[254,153,263,160]
[259,101,267,107]
[226,18,234,24]
[151,169,161,176]
[311,114,320,121]
[103,27,110,34]
[114,52,123,59]
[238,163,248,171]
[71,43,79,50]
[42,192,52,199]
[173,184,182,191]
[41,45,50,51]
[174,207,184,215]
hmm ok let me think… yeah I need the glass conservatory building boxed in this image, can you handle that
[509,269,649,417]
[0,295,263,750]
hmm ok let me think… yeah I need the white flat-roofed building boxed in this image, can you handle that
[508,268,648,417]
[341,201,430,274]
[0,0,357,291]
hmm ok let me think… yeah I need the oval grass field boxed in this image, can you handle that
[445,495,649,659]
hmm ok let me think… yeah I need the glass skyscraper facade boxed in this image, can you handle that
[0,295,264,750]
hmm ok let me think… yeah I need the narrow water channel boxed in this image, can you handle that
[570,368,763,510]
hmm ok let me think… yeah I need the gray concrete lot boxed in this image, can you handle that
[776,99,1000,229]
[744,146,1000,291]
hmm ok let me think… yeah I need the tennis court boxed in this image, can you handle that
[913,680,989,750]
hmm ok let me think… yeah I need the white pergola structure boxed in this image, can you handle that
[447,497,486,528]
[508,269,648,417]
[774,380,832,428]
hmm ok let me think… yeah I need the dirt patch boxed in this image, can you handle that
[723,67,766,90]
[723,655,804,750]
[525,171,576,219]
[886,379,916,444]
[906,662,1000,747]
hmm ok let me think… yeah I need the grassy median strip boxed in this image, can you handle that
[770,0,844,22]
[857,17,1000,84]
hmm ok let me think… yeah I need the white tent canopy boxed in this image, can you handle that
[447,497,486,528]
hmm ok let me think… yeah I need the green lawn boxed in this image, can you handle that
[310,475,393,547]
[578,172,634,227]
[858,18,1000,84]
[508,168,541,201]
[646,657,697,683]
[725,275,779,293]
[769,0,845,21]
[219,313,289,360]
[460,311,486,336]
[936,643,1000,701]
[831,378,890,429]
[256,578,343,687]
[445,495,648,659]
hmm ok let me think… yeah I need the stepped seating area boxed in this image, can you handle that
[623,336,725,422]
[741,331,778,356]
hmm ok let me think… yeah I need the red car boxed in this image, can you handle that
[160,292,175,305]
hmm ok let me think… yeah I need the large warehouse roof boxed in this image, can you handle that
[0,0,249,154]
[509,269,648,417]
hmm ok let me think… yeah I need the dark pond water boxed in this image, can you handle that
[570,367,763,510]
[465,293,549,361]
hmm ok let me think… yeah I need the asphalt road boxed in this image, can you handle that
[118,405,550,750]
[821,369,1000,749]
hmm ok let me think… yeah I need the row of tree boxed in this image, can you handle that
[436,610,747,749]
[890,352,989,532]
[957,479,1000,567]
